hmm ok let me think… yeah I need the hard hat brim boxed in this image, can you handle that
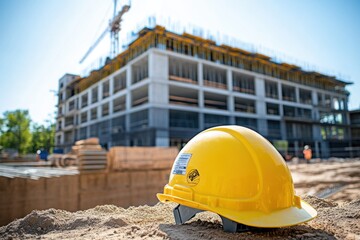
[157,193,317,228]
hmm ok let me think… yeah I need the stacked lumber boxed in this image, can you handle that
[72,138,102,155]
[108,147,178,171]
[73,138,107,171]
[48,153,77,167]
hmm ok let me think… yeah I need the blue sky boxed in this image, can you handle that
[0,0,359,123]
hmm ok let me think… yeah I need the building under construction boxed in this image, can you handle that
[55,25,352,158]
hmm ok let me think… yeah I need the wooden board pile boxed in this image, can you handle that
[72,138,107,171]
[107,146,178,171]
[48,153,77,167]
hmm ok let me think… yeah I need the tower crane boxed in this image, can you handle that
[79,0,130,64]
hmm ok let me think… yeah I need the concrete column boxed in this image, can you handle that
[126,66,132,110]
[148,51,170,146]
[98,82,102,101]
[312,91,318,121]
[228,95,234,112]
[312,91,318,106]
[150,108,169,146]
[109,100,113,117]
[78,94,82,110]
[255,77,266,113]
[198,62,204,130]
[278,83,282,101]
[255,77,265,98]
[199,112,204,130]
[109,75,114,95]
[148,106,169,128]
[198,62,203,86]
[125,66,132,132]
[155,131,169,146]
[229,116,235,125]
[96,106,100,120]
[227,69,233,91]
[148,51,168,80]
[148,51,168,105]
[227,69,234,113]
[295,87,300,103]
[109,78,114,115]
[258,119,268,136]
[198,91,204,108]
[280,120,286,140]
[255,77,266,135]
[279,102,284,116]
[198,90,204,129]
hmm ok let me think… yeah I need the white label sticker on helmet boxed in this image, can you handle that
[172,153,192,175]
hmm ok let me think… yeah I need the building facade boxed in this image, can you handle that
[55,26,352,158]
[350,110,360,157]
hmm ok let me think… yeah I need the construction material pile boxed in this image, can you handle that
[48,139,177,172]
[48,153,77,168]
[108,146,178,171]
[48,138,107,170]
[72,138,107,171]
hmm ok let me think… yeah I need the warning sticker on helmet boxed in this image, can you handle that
[172,153,192,175]
[187,169,200,185]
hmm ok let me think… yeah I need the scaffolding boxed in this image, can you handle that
[74,25,351,95]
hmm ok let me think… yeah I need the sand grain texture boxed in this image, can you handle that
[1,196,359,240]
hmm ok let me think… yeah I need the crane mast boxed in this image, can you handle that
[110,3,130,58]
[79,0,130,64]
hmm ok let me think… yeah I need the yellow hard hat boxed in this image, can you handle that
[157,126,317,231]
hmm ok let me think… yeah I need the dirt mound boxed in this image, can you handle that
[2,207,128,237]
[305,197,360,239]
[1,196,359,239]
[304,195,338,208]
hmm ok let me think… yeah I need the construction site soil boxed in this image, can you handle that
[1,160,359,239]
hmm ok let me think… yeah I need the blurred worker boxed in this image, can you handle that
[303,145,312,164]
[36,150,41,161]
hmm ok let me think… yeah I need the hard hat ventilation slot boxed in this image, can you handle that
[173,204,257,233]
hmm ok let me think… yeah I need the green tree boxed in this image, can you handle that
[29,121,55,153]
[29,123,43,153]
[0,117,4,152]
[0,117,4,131]
[0,110,32,154]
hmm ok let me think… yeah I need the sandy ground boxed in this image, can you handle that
[1,160,359,240]
[290,160,360,202]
